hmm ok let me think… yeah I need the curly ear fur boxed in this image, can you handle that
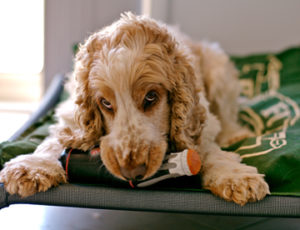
[168,48,207,151]
[55,34,105,151]
[74,34,104,146]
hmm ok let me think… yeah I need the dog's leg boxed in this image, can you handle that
[0,99,81,197]
[199,42,254,147]
[197,110,270,205]
[200,142,270,205]
[0,136,66,197]
[209,69,254,147]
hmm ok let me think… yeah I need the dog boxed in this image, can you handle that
[0,13,269,205]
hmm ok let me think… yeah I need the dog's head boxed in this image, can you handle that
[63,13,206,181]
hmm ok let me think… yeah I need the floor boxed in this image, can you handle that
[1,107,300,229]
[0,204,300,230]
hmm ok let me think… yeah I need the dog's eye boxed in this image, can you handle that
[100,98,113,111]
[143,90,158,110]
[145,91,157,102]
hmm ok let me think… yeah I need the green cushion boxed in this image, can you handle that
[0,112,54,168]
[230,47,300,196]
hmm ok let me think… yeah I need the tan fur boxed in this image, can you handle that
[0,13,269,204]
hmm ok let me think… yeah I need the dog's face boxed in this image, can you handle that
[90,47,172,180]
[72,13,204,182]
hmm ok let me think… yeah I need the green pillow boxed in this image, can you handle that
[230,47,300,196]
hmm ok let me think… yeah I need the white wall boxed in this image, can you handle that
[45,0,300,88]
[44,0,139,88]
[149,0,300,55]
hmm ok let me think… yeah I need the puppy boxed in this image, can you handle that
[0,13,269,205]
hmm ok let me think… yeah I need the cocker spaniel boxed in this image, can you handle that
[0,13,269,205]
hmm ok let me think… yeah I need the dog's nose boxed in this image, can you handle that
[120,164,147,180]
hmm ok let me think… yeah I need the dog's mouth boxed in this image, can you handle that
[101,145,168,181]
[119,163,147,181]
[116,160,160,182]
[117,149,174,186]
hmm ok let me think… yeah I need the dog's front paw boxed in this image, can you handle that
[205,166,270,206]
[0,155,66,197]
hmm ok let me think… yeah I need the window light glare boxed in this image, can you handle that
[0,0,44,74]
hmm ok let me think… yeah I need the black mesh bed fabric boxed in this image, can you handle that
[1,183,300,217]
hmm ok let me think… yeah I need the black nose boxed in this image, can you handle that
[120,164,147,180]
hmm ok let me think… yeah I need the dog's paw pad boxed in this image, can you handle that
[0,155,66,197]
[208,173,270,206]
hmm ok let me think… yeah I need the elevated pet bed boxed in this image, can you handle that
[1,47,300,217]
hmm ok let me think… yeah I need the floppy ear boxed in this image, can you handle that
[56,33,104,151]
[168,49,207,151]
